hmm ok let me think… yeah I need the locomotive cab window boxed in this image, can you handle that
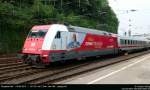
[55,31,61,39]
[28,30,47,38]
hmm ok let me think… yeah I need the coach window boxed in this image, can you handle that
[128,40,130,45]
[129,40,131,45]
[55,31,61,39]
[122,39,125,45]
[142,41,143,45]
[135,41,137,45]
[126,40,128,45]
[139,41,141,45]
[127,40,129,45]
[120,39,123,44]
[123,40,125,45]
[142,42,144,45]
[120,39,122,44]
[124,40,127,45]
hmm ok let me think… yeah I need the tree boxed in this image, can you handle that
[0,0,118,53]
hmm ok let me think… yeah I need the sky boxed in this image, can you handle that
[108,0,150,36]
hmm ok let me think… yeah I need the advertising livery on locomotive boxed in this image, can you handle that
[18,24,150,67]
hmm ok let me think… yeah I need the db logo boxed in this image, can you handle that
[31,42,36,47]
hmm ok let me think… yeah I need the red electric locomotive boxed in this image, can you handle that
[18,24,150,67]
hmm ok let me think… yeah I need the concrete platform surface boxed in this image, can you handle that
[55,53,150,84]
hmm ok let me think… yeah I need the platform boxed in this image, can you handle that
[56,53,150,84]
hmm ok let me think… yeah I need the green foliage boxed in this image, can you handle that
[32,0,56,18]
[0,0,118,54]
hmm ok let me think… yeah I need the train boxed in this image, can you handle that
[18,24,150,67]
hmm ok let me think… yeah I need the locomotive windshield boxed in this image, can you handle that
[28,30,47,38]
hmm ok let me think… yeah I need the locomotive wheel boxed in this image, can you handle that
[60,60,66,64]
[32,58,46,68]
[24,59,32,65]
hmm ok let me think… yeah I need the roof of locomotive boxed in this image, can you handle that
[30,24,117,37]
[68,25,117,37]
[32,25,51,30]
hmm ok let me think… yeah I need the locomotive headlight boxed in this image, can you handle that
[43,55,48,57]
[24,48,28,51]
[38,48,41,51]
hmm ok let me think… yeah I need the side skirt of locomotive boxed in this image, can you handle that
[18,46,149,68]
[49,48,119,62]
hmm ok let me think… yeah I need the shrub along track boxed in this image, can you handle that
[0,50,149,84]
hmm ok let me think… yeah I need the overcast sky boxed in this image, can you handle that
[108,0,150,36]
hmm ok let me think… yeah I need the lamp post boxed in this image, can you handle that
[128,9,137,37]
[119,9,137,36]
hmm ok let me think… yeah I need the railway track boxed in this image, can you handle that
[0,54,16,58]
[1,61,92,84]
[0,62,23,67]
[0,57,17,60]
[0,69,47,83]
[0,57,19,64]
[0,64,29,71]
[0,65,32,75]
[0,50,149,84]
[27,50,150,84]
